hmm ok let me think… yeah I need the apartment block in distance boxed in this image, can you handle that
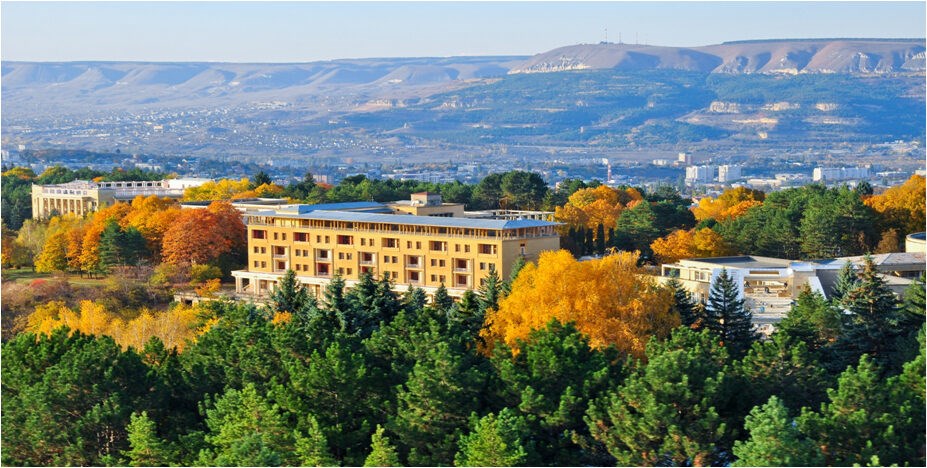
[232,195,560,298]
[32,178,211,219]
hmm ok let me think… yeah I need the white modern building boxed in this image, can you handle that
[717,165,743,183]
[812,166,870,182]
[685,165,716,185]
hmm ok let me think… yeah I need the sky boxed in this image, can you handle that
[2,1,925,62]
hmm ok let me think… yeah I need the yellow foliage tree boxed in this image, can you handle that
[182,178,252,201]
[554,186,643,240]
[692,187,765,222]
[864,175,926,236]
[650,227,736,264]
[481,250,677,359]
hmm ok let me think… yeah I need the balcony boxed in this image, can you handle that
[405,263,423,269]
[359,259,376,266]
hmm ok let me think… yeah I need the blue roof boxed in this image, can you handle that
[255,209,558,230]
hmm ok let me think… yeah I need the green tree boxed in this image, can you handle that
[455,409,529,467]
[667,277,703,329]
[704,268,757,359]
[390,339,486,466]
[477,264,503,313]
[364,425,401,467]
[831,260,859,301]
[586,328,736,466]
[295,414,339,467]
[614,200,659,254]
[835,256,905,372]
[492,320,620,466]
[269,269,310,314]
[735,332,830,415]
[732,396,824,466]
[431,283,454,313]
[250,170,272,188]
[500,170,548,210]
[123,411,171,467]
[197,384,297,466]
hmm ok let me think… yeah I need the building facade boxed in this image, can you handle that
[232,202,560,299]
[659,253,926,333]
[812,166,870,182]
[32,178,211,219]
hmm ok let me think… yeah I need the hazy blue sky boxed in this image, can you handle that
[2,1,924,62]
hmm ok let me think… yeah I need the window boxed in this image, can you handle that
[439,259,446,267]
[337,235,353,245]
[361,238,366,246]
[479,262,486,270]
[325,236,330,243]
[261,247,266,254]
[431,274,437,282]
[260,261,267,268]
[520,243,526,255]
[407,241,412,249]
[430,241,447,251]
[253,261,259,267]
[273,246,286,256]
[455,244,460,252]
[252,230,267,239]
[464,245,470,253]
[360,252,374,263]
[416,241,421,249]
[281,233,287,241]
[295,232,308,242]
[408,271,421,283]
[295,250,301,257]
[478,244,496,255]
[439,275,446,283]
[384,238,398,248]
[295,264,301,271]
[253,246,260,253]
[431,259,437,267]
[369,238,375,247]
[273,232,279,240]
[316,235,321,243]
[384,256,390,264]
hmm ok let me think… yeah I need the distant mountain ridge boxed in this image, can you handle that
[509,39,926,75]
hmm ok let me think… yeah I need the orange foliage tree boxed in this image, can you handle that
[35,214,86,273]
[865,175,926,236]
[650,227,736,264]
[481,250,677,359]
[78,203,134,274]
[123,195,181,257]
[161,201,245,266]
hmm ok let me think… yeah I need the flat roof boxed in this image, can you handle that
[250,209,559,230]
[678,256,794,269]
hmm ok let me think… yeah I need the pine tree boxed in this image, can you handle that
[364,425,400,467]
[323,274,347,316]
[295,415,338,467]
[595,223,606,254]
[586,328,735,466]
[503,255,527,296]
[123,411,171,467]
[704,268,757,359]
[431,283,454,313]
[667,277,702,329]
[451,290,484,341]
[477,264,503,313]
[836,256,905,372]
[732,396,824,466]
[831,260,859,301]
[455,409,529,467]
[390,340,484,466]
[269,269,309,314]
[402,285,427,313]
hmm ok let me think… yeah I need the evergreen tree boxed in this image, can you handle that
[704,268,757,359]
[197,385,297,466]
[831,260,859,301]
[775,287,842,355]
[835,256,905,372]
[364,425,400,467]
[595,223,606,254]
[615,200,659,253]
[251,170,272,188]
[735,333,830,415]
[492,320,620,466]
[295,415,339,467]
[450,290,484,341]
[477,264,503,313]
[323,274,348,316]
[269,269,309,314]
[586,328,736,466]
[732,396,824,466]
[123,411,171,467]
[455,409,529,467]
[584,229,594,256]
[344,272,394,337]
[402,285,427,313]
[390,339,485,466]
[667,277,702,329]
[504,255,527,296]
[431,283,454,313]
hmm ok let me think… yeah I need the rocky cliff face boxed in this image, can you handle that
[509,39,926,75]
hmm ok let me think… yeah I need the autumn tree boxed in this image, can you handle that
[161,203,244,267]
[181,177,252,201]
[865,174,926,236]
[651,227,735,264]
[692,187,765,222]
[482,250,677,359]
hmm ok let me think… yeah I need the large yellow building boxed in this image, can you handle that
[232,200,560,298]
[31,178,211,219]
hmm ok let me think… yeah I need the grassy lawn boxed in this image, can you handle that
[2,268,111,287]
[1,268,51,283]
